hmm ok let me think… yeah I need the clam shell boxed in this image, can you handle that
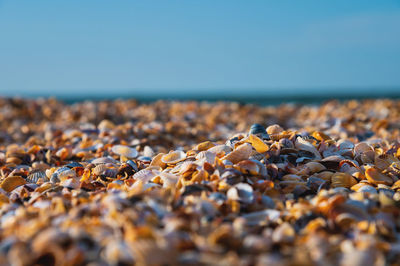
[295,137,321,160]
[222,143,252,164]
[111,145,138,159]
[161,150,186,164]
[266,124,283,135]
[159,172,179,188]
[365,167,393,185]
[331,172,357,188]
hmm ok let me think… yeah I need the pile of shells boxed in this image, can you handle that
[0,98,399,265]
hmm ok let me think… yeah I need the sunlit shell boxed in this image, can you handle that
[312,131,331,141]
[227,183,254,204]
[304,162,326,174]
[195,141,215,151]
[161,150,186,164]
[1,176,26,193]
[234,160,260,175]
[133,169,158,183]
[195,151,216,165]
[159,172,179,188]
[111,145,138,159]
[149,153,167,168]
[52,167,76,180]
[246,134,269,153]
[331,172,357,188]
[222,143,252,164]
[295,137,321,160]
[207,144,232,157]
[365,166,393,185]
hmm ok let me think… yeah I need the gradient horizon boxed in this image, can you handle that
[0,0,400,96]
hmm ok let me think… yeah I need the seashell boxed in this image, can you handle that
[295,137,321,160]
[354,142,373,156]
[98,119,115,131]
[143,146,155,157]
[234,160,260,175]
[195,151,216,165]
[272,222,295,244]
[27,171,48,183]
[331,172,357,188]
[337,139,354,151]
[0,176,26,193]
[365,166,393,185]
[246,134,269,153]
[312,131,331,141]
[52,167,76,180]
[133,169,158,183]
[227,183,254,204]
[304,162,326,174]
[150,153,167,168]
[241,209,280,226]
[222,143,252,164]
[159,172,179,188]
[279,138,294,149]
[161,150,186,164]
[194,141,215,151]
[91,157,118,165]
[266,124,283,135]
[249,123,269,139]
[111,145,138,159]
[60,178,80,189]
[375,154,397,171]
[207,144,232,157]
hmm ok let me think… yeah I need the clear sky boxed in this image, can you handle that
[0,0,399,97]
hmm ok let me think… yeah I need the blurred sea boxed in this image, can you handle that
[5,87,400,105]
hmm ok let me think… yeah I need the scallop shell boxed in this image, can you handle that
[222,143,252,164]
[365,166,393,185]
[161,150,186,164]
[150,153,167,168]
[27,171,48,183]
[0,176,26,193]
[159,172,179,188]
[111,145,138,159]
[295,137,321,160]
[133,169,159,183]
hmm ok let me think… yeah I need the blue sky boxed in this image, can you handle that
[0,0,399,97]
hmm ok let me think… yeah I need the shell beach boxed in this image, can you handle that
[0,98,399,265]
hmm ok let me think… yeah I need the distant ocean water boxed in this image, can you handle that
[4,87,400,105]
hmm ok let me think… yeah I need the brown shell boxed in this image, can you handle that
[331,172,357,188]
[1,176,27,193]
[365,167,393,186]
[222,143,253,164]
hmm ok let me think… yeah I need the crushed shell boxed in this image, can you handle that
[0,98,399,265]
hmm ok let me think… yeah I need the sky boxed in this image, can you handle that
[0,0,399,97]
